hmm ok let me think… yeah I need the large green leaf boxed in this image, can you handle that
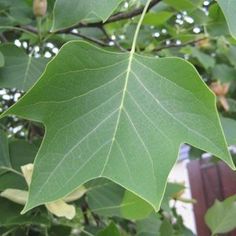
[2,40,234,214]
[218,0,236,39]
[0,44,48,91]
[52,0,123,31]
[205,195,236,235]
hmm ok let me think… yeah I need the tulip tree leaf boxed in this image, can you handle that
[217,0,236,39]
[205,195,236,235]
[52,0,123,31]
[2,40,234,214]
[0,44,48,91]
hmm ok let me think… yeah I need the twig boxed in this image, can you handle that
[3,0,161,49]
[69,31,111,47]
[154,37,208,52]
[104,0,161,24]
[99,26,127,51]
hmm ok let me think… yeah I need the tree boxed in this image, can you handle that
[0,0,236,235]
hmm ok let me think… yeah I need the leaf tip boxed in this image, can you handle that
[20,200,37,215]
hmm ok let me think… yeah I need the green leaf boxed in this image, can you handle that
[0,171,26,191]
[0,129,38,191]
[0,130,39,190]
[221,117,236,145]
[48,226,72,236]
[217,0,236,38]
[120,191,152,220]
[0,198,49,227]
[205,195,236,235]
[0,51,4,67]
[0,44,48,91]
[163,0,201,11]
[87,179,152,220]
[136,213,161,236]
[97,222,120,236]
[206,4,229,37]
[228,98,236,112]
[226,46,236,68]
[143,12,173,26]
[161,182,185,211]
[212,64,236,82]
[9,140,39,172]
[52,0,123,31]
[87,179,124,217]
[183,46,215,70]
[0,129,11,169]
[2,40,234,214]
[159,219,173,236]
[0,131,27,190]
[0,130,39,173]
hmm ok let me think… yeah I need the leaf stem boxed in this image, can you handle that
[131,0,152,53]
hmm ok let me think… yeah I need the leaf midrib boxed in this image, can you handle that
[100,50,135,175]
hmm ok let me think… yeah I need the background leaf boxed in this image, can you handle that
[0,44,48,91]
[217,0,236,38]
[52,0,124,31]
[205,195,236,235]
[0,198,49,227]
[221,117,236,145]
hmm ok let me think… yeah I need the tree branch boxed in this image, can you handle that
[99,26,127,51]
[69,31,111,47]
[11,0,161,49]
[104,0,161,24]
[154,37,208,52]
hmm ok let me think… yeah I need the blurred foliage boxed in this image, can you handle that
[0,0,236,235]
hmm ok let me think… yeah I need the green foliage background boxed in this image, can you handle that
[0,0,236,235]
